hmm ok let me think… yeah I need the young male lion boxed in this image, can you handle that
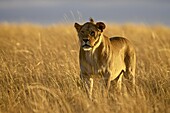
[74,18,136,99]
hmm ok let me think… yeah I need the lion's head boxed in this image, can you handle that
[74,18,106,51]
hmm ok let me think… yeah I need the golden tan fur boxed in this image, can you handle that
[74,18,136,98]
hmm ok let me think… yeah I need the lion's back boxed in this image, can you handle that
[110,36,128,43]
[109,37,129,48]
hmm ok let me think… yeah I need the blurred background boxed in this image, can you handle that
[0,0,170,25]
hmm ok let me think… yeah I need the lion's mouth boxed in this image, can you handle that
[82,44,91,48]
[82,44,92,51]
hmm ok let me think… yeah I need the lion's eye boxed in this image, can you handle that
[90,31,95,36]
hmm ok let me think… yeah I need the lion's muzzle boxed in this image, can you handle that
[82,39,92,51]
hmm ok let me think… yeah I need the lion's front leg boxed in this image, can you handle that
[80,74,94,99]
[88,78,93,99]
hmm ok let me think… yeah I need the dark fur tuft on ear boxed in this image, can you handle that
[96,22,106,32]
[89,17,94,23]
[74,23,82,32]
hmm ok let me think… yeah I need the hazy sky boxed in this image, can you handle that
[0,0,170,25]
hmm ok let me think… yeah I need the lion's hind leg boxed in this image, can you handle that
[116,70,125,91]
[124,50,136,86]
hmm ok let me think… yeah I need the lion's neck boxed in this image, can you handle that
[90,35,110,62]
[89,34,101,53]
[80,34,111,74]
[95,35,110,52]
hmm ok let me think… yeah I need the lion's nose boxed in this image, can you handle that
[83,39,89,43]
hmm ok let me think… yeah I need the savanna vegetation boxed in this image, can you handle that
[0,23,169,113]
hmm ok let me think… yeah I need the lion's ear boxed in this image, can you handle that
[74,23,82,32]
[96,22,106,32]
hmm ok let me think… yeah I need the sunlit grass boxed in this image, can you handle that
[0,23,169,113]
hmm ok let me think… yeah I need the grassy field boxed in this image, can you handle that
[0,23,169,113]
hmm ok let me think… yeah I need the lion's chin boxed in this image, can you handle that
[83,47,92,51]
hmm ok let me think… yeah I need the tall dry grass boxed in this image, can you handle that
[0,23,169,113]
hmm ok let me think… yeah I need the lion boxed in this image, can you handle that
[74,18,136,99]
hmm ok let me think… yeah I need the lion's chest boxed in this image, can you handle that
[80,51,109,77]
